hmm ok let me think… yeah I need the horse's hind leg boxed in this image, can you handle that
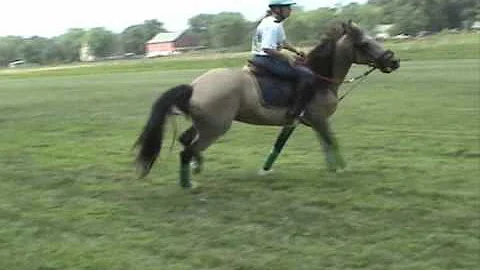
[178,126,200,188]
[178,120,232,188]
[179,126,203,174]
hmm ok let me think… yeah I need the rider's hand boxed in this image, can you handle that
[296,51,306,58]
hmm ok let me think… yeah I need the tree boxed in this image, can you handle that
[0,36,23,66]
[121,25,147,54]
[354,4,384,32]
[336,3,363,23]
[188,14,216,47]
[85,27,116,57]
[19,36,55,64]
[366,0,478,33]
[143,19,166,40]
[55,28,87,62]
[390,3,428,35]
[209,12,249,48]
[303,8,337,41]
[120,19,167,55]
[284,17,311,43]
[1,0,478,66]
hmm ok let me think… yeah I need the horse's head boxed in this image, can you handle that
[341,20,400,73]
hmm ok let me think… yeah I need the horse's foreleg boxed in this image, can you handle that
[262,124,297,172]
[309,116,346,171]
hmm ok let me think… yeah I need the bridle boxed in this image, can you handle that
[309,34,396,101]
[306,35,400,101]
[354,43,395,71]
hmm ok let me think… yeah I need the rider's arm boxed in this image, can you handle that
[282,41,299,54]
[282,41,304,57]
[277,23,304,57]
[261,23,292,60]
[263,48,287,58]
[263,48,295,64]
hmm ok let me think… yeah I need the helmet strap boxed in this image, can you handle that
[270,7,286,22]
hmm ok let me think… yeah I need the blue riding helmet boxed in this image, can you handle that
[268,0,296,7]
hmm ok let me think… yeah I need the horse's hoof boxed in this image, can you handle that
[258,168,274,176]
[327,167,337,173]
[326,162,337,172]
[190,161,202,174]
[180,181,192,189]
[179,176,192,189]
[188,181,199,190]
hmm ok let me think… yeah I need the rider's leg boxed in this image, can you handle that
[286,67,316,121]
[252,55,316,121]
[252,55,297,80]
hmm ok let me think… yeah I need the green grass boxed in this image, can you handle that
[384,32,480,61]
[0,57,479,269]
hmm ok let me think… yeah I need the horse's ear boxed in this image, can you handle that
[343,20,353,34]
[345,20,360,35]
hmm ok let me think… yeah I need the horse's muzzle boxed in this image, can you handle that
[378,50,400,73]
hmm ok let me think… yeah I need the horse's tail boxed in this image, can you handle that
[134,84,193,178]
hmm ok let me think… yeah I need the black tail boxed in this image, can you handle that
[134,84,193,178]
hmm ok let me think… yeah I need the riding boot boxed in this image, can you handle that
[286,79,315,121]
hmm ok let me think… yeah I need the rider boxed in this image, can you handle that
[251,0,316,121]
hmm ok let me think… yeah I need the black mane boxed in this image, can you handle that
[306,23,346,80]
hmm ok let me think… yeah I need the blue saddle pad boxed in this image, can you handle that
[255,75,297,108]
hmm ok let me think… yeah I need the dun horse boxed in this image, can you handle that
[134,21,400,188]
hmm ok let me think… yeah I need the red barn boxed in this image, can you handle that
[145,31,201,58]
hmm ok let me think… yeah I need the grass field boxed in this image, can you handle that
[0,52,479,269]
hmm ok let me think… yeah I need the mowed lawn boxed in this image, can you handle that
[0,59,478,270]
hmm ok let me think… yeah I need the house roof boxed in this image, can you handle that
[146,31,184,44]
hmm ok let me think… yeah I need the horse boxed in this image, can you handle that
[134,20,400,188]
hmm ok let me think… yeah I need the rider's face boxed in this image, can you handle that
[280,6,292,18]
[272,5,292,19]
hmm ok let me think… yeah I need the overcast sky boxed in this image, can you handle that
[0,0,367,37]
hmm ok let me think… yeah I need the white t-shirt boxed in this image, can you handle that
[251,16,286,56]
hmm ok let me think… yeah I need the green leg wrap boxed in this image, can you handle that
[263,125,297,171]
[263,149,281,171]
[179,164,191,188]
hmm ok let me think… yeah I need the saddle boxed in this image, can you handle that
[245,58,306,80]
[244,60,299,108]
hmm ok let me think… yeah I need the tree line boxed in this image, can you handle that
[1,0,478,67]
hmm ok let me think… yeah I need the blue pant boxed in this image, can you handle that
[252,55,314,83]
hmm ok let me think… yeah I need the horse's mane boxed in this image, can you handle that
[306,22,346,80]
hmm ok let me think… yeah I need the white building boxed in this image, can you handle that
[80,43,95,62]
[471,21,480,31]
[373,24,394,40]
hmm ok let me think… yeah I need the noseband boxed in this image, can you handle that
[353,41,395,69]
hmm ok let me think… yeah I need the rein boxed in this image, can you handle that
[338,66,377,101]
[313,66,377,102]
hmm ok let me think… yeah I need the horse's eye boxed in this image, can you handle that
[358,42,369,48]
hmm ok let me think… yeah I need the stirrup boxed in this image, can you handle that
[285,110,305,126]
